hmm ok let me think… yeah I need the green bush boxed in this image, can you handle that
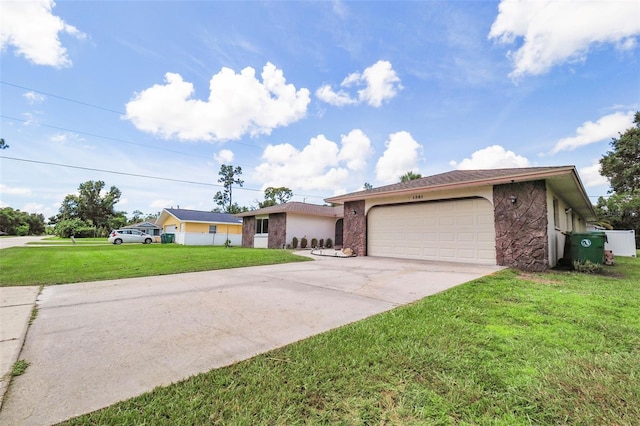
[55,219,94,238]
[16,224,29,236]
[311,238,318,248]
[325,238,333,248]
[301,237,308,249]
[292,237,298,249]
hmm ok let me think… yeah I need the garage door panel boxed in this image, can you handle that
[458,249,476,259]
[457,215,475,226]
[458,232,475,242]
[368,198,496,265]
[439,216,455,226]
[439,232,455,242]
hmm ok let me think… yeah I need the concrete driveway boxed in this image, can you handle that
[0,253,502,425]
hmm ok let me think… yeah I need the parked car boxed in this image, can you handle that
[108,229,153,245]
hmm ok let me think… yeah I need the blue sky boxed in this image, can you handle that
[1,0,639,220]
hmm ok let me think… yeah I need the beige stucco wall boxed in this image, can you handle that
[286,214,338,245]
[546,183,588,266]
[363,186,494,213]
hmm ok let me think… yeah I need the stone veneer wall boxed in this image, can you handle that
[267,213,287,249]
[241,217,255,248]
[493,180,549,271]
[343,200,366,256]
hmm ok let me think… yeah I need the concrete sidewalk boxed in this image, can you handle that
[0,254,502,425]
[0,286,40,408]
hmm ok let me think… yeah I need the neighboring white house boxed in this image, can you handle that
[236,202,344,249]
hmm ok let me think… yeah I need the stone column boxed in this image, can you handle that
[267,213,287,249]
[343,200,366,256]
[494,180,549,271]
[241,217,255,248]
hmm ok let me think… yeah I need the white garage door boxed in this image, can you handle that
[367,198,496,264]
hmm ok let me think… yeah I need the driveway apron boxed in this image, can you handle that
[0,254,502,425]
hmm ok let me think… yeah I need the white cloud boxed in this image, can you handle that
[51,133,68,143]
[579,162,609,188]
[451,145,530,169]
[22,202,45,214]
[489,0,640,78]
[214,149,234,164]
[254,130,373,193]
[551,111,635,154]
[332,0,348,19]
[375,131,422,184]
[315,85,357,106]
[316,60,402,107]
[0,0,85,68]
[150,199,175,209]
[23,91,46,104]
[124,62,311,141]
[337,129,373,171]
[0,184,32,196]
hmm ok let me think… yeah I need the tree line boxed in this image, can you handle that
[595,111,640,245]
[0,208,45,236]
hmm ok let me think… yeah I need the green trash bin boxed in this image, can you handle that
[570,232,607,265]
[166,233,175,243]
[161,234,166,244]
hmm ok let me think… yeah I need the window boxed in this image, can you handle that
[553,198,559,229]
[209,225,217,234]
[256,218,269,234]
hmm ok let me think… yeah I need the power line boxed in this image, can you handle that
[0,80,264,150]
[1,81,125,115]
[1,115,211,160]
[0,155,326,200]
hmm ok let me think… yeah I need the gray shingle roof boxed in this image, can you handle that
[124,221,160,229]
[165,209,242,224]
[326,166,576,202]
[235,202,343,218]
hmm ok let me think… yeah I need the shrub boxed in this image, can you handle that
[319,238,324,248]
[311,238,318,248]
[301,237,308,249]
[55,219,95,238]
[292,237,299,249]
[325,238,333,248]
[573,260,603,274]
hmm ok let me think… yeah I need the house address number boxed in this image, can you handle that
[411,195,424,200]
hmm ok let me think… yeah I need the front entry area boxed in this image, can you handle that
[367,197,496,264]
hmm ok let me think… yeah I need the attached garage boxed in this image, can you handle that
[325,167,597,271]
[367,197,496,264]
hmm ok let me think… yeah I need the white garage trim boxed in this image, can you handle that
[367,197,496,264]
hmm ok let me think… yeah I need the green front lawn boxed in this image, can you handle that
[26,237,108,245]
[0,245,309,286]
[63,254,640,425]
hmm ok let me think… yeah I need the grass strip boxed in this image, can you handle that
[0,245,309,286]
[63,255,640,425]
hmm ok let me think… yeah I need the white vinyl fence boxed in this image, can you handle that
[173,232,242,246]
[604,230,637,257]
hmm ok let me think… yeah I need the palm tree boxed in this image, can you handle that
[400,171,422,183]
